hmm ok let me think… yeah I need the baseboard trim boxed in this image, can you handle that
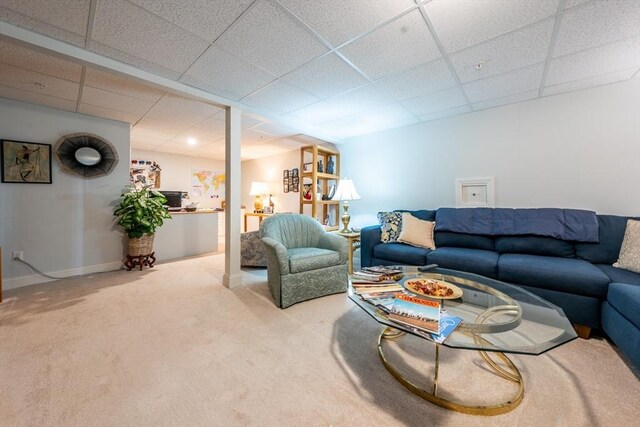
[223,272,243,288]
[3,261,123,290]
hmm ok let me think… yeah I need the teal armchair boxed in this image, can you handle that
[260,214,349,308]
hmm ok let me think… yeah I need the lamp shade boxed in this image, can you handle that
[249,181,268,196]
[333,179,361,201]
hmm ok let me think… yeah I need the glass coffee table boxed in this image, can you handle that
[348,266,577,416]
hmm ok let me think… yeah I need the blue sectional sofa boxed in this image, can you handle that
[361,208,640,370]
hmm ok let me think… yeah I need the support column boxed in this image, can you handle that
[223,106,242,288]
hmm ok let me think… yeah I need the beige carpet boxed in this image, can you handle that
[1,254,638,427]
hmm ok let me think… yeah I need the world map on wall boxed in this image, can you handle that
[191,169,225,197]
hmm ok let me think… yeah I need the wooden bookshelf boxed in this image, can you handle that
[299,145,340,227]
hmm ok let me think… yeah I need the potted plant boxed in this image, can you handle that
[114,184,171,265]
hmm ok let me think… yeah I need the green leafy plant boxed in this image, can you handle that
[114,185,171,239]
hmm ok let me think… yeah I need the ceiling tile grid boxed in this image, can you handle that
[425,0,559,53]
[462,62,545,104]
[277,0,415,47]
[0,0,90,46]
[0,40,83,82]
[401,86,468,117]
[543,67,639,97]
[91,0,211,76]
[279,53,369,99]
[241,80,319,116]
[0,62,80,101]
[83,68,165,103]
[338,9,441,80]
[553,0,640,58]
[471,89,538,111]
[80,85,154,116]
[545,36,640,87]
[321,84,390,119]
[79,103,144,124]
[418,105,471,123]
[154,94,222,118]
[450,18,555,84]
[128,0,254,42]
[180,46,276,101]
[214,0,328,77]
[322,102,418,139]
[0,84,78,112]
[284,100,348,125]
[374,58,457,101]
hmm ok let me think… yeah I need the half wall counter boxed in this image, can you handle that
[154,209,219,261]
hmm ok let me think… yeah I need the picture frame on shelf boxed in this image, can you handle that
[303,162,312,173]
[1,139,52,184]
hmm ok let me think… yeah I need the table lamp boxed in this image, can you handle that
[249,181,268,212]
[332,178,361,233]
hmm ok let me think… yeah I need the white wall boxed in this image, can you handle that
[340,79,640,228]
[241,149,301,218]
[0,98,131,288]
[131,149,225,209]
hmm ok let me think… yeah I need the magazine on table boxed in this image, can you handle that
[388,294,441,334]
[431,312,463,343]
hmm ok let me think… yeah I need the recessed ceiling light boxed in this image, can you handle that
[187,138,197,146]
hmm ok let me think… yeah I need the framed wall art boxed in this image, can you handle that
[1,139,52,184]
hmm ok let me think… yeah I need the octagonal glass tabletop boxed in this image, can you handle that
[348,267,578,355]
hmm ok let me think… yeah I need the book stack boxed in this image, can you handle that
[352,266,403,283]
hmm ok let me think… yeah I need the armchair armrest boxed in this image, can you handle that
[360,225,381,268]
[318,233,349,264]
[261,236,290,274]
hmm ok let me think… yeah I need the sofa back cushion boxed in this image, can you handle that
[434,232,495,251]
[395,209,437,221]
[495,236,575,258]
[575,215,640,265]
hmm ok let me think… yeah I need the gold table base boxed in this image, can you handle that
[377,327,524,416]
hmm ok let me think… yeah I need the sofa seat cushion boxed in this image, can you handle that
[427,248,499,278]
[607,283,640,329]
[498,254,610,299]
[495,236,575,258]
[372,243,429,266]
[287,248,340,273]
[596,264,640,286]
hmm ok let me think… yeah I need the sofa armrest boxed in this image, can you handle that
[361,225,381,268]
[261,237,290,274]
[318,233,349,264]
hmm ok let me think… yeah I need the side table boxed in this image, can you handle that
[334,231,361,274]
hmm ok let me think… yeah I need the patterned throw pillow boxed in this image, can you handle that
[398,213,436,249]
[614,219,640,273]
[377,211,402,243]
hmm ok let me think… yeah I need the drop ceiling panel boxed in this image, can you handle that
[242,81,319,115]
[190,117,226,141]
[374,58,456,101]
[130,141,165,151]
[546,37,640,87]
[241,143,290,160]
[324,103,418,139]
[215,0,328,77]
[79,103,143,124]
[462,63,544,103]
[135,116,190,136]
[0,63,80,101]
[92,0,210,76]
[472,90,538,111]
[242,128,274,144]
[81,86,154,116]
[241,113,266,129]
[451,19,554,84]
[131,126,176,142]
[565,0,590,9]
[252,121,294,136]
[323,84,389,118]
[339,10,440,80]
[418,105,471,122]
[278,0,415,47]
[285,101,347,125]
[553,0,640,57]
[543,68,638,97]
[84,68,164,102]
[144,104,210,129]
[155,94,221,118]
[0,0,90,46]
[128,0,254,42]
[0,40,83,81]
[280,53,369,99]
[401,86,467,116]
[180,46,276,101]
[0,84,77,112]
[425,0,559,53]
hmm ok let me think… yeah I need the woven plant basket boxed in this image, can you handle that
[128,234,155,256]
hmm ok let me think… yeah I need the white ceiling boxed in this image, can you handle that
[0,0,639,158]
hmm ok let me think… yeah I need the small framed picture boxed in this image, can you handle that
[303,162,312,172]
[1,139,52,184]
